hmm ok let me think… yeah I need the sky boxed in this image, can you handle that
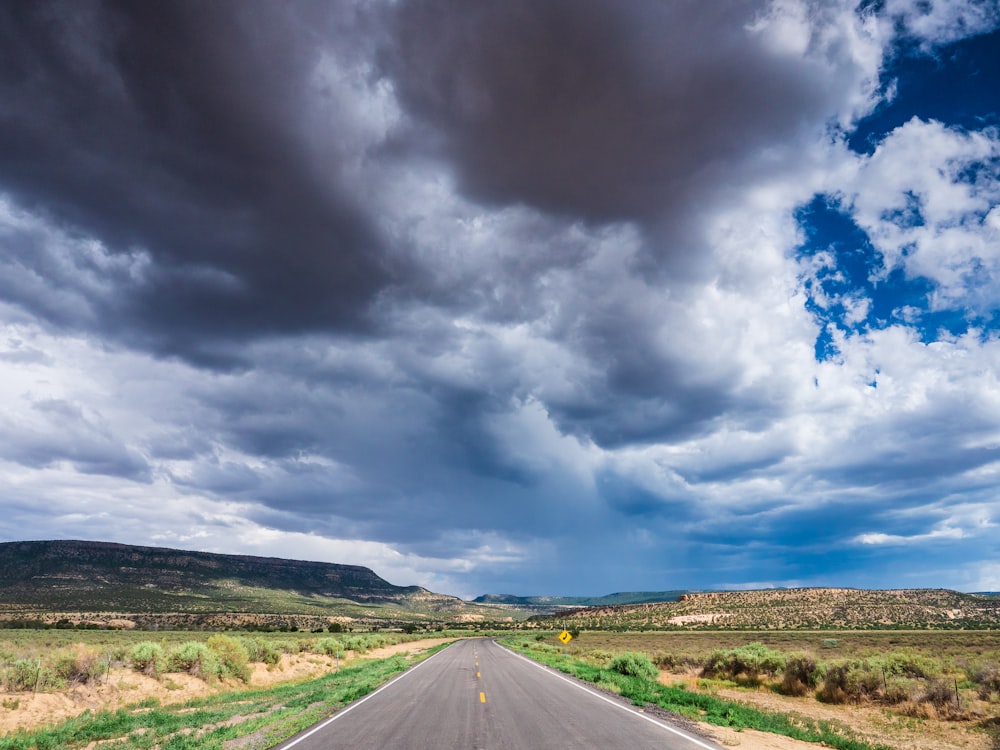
[1,0,999,600]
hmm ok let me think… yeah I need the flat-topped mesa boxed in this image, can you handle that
[0,539,470,616]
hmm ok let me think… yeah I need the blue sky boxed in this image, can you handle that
[0,0,998,599]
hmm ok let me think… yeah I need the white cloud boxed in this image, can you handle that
[854,526,965,545]
[844,119,1000,311]
[882,0,1000,47]
[965,562,1000,592]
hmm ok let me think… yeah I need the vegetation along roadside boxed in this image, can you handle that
[502,632,1000,750]
[0,634,453,750]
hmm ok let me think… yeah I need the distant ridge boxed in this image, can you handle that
[0,540,477,627]
[473,591,689,610]
[553,587,1000,630]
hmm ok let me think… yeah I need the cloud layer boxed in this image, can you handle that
[1,0,999,597]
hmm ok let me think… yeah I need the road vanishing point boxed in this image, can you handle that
[273,638,723,749]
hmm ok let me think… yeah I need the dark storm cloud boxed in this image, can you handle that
[368,0,864,448]
[0,0,390,360]
[379,0,833,232]
[0,397,150,481]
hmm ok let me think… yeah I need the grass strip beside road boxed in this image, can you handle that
[500,638,891,750]
[0,642,453,750]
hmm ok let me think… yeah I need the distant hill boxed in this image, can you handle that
[473,591,689,613]
[554,587,1000,630]
[0,540,485,629]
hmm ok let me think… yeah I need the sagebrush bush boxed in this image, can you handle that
[817,660,881,704]
[731,643,785,679]
[52,647,103,685]
[207,635,251,682]
[921,680,958,708]
[586,649,615,666]
[878,652,939,679]
[882,679,911,705]
[3,658,42,691]
[130,642,164,677]
[168,642,222,680]
[703,643,785,683]
[314,638,345,657]
[967,662,1000,701]
[609,652,658,681]
[243,638,281,667]
[781,654,822,696]
[652,651,677,670]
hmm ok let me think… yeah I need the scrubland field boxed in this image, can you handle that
[3,627,1000,749]
[0,629,453,749]
[506,630,1000,750]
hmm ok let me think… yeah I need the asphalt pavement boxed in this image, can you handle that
[272,638,723,750]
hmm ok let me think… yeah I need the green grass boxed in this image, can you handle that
[0,643,453,749]
[502,637,891,750]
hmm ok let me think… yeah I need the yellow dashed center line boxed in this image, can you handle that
[480,691,486,703]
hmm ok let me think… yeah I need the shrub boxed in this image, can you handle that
[243,638,281,668]
[703,643,785,683]
[921,680,958,708]
[207,635,251,682]
[967,662,1000,701]
[882,679,911,705]
[587,649,616,666]
[130,642,164,677]
[652,651,677,670]
[781,654,822,696]
[295,639,314,654]
[817,660,881,704]
[3,659,42,692]
[530,642,560,654]
[703,649,731,678]
[52,647,103,685]
[168,642,222,680]
[342,636,367,654]
[609,652,658,681]
[315,638,345,657]
[878,652,939,679]
[736,643,784,679]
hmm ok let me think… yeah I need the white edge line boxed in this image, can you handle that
[276,641,456,750]
[499,642,721,750]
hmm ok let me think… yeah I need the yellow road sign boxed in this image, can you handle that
[558,629,573,644]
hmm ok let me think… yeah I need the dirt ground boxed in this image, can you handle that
[704,726,823,750]
[663,670,993,750]
[0,638,455,736]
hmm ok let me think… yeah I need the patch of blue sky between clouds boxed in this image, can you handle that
[849,28,1000,155]
[796,194,978,361]
[797,21,1000,363]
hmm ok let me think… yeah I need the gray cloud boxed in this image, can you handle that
[378,0,841,235]
[0,397,150,481]
[0,0,392,361]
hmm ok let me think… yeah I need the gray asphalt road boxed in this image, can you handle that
[272,638,723,750]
